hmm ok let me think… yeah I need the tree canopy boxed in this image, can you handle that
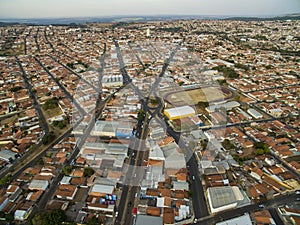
[43,97,58,110]
[84,168,95,177]
[30,209,67,225]
[212,65,239,78]
[254,142,270,155]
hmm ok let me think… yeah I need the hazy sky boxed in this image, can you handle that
[0,0,300,18]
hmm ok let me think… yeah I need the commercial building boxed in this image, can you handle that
[0,150,18,162]
[135,215,163,225]
[28,180,49,191]
[164,106,196,121]
[247,108,263,119]
[90,184,114,197]
[91,121,132,138]
[207,186,244,213]
[216,213,252,225]
[102,75,123,87]
[206,101,240,113]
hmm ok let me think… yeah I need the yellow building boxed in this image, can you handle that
[164,106,196,120]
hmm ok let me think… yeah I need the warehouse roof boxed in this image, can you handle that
[91,184,114,194]
[28,180,49,191]
[247,108,263,119]
[164,106,195,119]
[206,101,240,112]
[208,186,243,209]
[135,215,163,225]
[0,150,18,162]
[216,213,252,225]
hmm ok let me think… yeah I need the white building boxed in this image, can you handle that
[216,213,252,225]
[102,75,123,88]
[247,108,263,119]
[164,106,196,120]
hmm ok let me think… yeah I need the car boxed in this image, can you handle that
[296,191,300,195]
[258,204,264,208]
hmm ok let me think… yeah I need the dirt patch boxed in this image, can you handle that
[73,187,88,202]
[165,86,231,106]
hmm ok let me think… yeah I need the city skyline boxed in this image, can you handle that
[0,0,300,18]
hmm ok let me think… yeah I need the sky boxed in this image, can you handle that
[0,0,300,18]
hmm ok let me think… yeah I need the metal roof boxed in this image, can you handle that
[28,180,49,190]
[216,213,252,225]
[91,184,114,194]
[135,215,163,225]
[164,106,195,118]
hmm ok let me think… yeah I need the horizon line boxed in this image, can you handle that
[0,12,299,20]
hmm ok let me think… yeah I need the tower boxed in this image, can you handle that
[146,28,150,37]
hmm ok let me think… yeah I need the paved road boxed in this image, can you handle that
[114,39,210,224]
[34,56,86,117]
[115,113,150,225]
[269,208,284,225]
[154,115,209,218]
[15,56,49,135]
[34,28,40,52]
[43,27,54,51]
[36,47,111,211]
[47,54,98,93]
[0,56,52,180]
[128,41,145,69]
[114,39,150,225]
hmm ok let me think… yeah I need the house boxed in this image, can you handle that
[269,108,283,117]
[14,202,34,221]
[0,196,9,211]
[55,184,78,201]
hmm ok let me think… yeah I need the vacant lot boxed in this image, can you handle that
[42,106,63,119]
[165,87,230,106]
[73,187,88,202]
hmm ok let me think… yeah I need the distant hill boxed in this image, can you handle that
[224,13,300,21]
[0,13,299,26]
[0,21,21,26]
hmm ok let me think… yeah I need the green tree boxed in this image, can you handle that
[84,168,94,177]
[87,216,99,225]
[0,173,12,185]
[222,139,234,150]
[0,211,5,219]
[212,65,239,78]
[41,209,66,225]
[150,98,158,105]
[61,166,72,175]
[197,101,209,108]
[254,142,270,155]
[43,98,58,110]
[10,86,23,92]
[137,109,145,121]
[234,95,241,101]
[255,149,265,155]
[5,213,14,222]
[42,131,56,145]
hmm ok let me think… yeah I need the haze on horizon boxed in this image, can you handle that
[0,0,300,19]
